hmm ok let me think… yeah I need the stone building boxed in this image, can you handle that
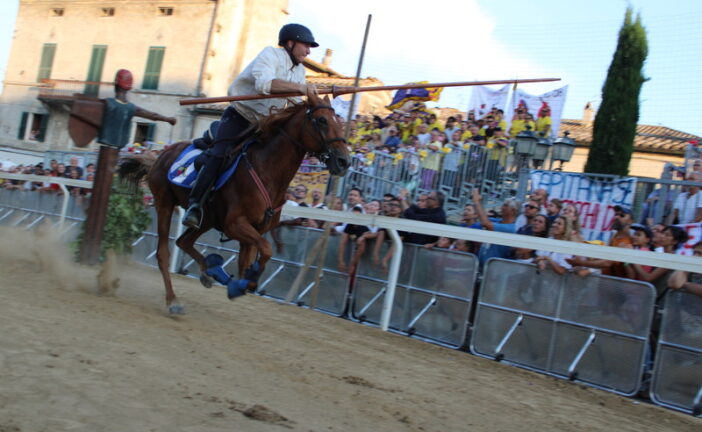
[1,0,385,157]
[558,103,699,178]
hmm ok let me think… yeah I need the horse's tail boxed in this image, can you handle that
[117,153,156,190]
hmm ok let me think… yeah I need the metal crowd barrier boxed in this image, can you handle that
[6,185,702,416]
[650,289,702,415]
[255,226,350,316]
[351,242,478,348]
[0,188,85,240]
[471,258,656,396]
[343,145,519,213]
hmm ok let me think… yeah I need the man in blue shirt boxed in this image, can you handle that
[471,189,519,268]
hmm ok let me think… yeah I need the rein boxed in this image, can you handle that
[243,103,345,228]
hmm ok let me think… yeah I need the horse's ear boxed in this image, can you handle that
[307,85,320,103]
[323,94,330,104]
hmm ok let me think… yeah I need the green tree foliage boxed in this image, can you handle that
[75,178,151,261]
[584,8,648,175]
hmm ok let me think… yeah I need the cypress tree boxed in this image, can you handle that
[584,8,648,175]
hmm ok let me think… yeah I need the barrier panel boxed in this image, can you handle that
[351,242,477,348]
[0,188,85,240]
[471,258,656,396]
[650,290,702,416]
[256,226,351,316]
[7,185,702,416]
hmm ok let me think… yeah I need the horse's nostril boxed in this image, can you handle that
[338,157,349,169]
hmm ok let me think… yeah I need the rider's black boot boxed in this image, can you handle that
[182,157,220,229]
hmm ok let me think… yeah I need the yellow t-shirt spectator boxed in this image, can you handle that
[536,117,552,136]
[509,119,525,137]
[427,122,444,132]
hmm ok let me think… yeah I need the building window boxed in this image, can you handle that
[158,7,174,16]
[18,112,49,142]
[84,45,108,96]
[100,8,115,17]
[50,8,64,17]
[142,47,165,90]
[133,123,156,146]
[37,43,57,82]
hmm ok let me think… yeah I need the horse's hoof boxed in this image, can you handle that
[244,262,261,282]
[168,302,186,315]
[227,279,248,300]
[200,274,213,288]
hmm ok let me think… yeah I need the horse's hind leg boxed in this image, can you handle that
[154,203,184,314]
[175,226,210,287]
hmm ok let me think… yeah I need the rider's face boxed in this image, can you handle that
[288,41,312,63]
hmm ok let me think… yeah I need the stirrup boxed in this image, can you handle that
[182,205,203,229]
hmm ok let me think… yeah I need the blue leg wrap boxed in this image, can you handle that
[205,265,231,285]
[204,254,231,285]
[204,253,224,268]
[227,279,249,300]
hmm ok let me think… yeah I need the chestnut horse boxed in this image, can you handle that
[118,93,349,313]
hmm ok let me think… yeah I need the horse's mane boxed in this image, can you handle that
[258,101,309,143]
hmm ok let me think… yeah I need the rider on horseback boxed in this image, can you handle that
[182,23,321,229]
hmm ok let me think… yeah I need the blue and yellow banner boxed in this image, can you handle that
[386,81,443,111]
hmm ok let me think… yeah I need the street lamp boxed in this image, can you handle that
[532,136,552,169]
[550,131,576,170]
[513,128,539,158]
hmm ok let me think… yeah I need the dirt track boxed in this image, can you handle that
[0,227,699,432]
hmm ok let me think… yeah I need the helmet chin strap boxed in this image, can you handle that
[284,41,300,67]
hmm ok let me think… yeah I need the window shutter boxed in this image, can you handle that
[146,123,156,142]
[18,112,28,139]
[142,47,165,90]
[37,114,50,142]
[37,43,57,82]
[84,45,108,96]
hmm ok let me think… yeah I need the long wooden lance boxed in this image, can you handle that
[179,77,560,106]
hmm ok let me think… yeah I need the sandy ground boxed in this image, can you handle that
[0,226,699,432]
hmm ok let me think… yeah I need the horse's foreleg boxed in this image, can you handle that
[237,242,256,280]
[223,218,273,297]
[175,227,210,287]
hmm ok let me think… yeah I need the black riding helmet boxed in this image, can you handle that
[278,23,319,47]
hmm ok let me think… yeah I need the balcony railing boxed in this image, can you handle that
[37,79,115,100]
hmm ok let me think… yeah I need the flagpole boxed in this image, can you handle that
[179,78,561,106]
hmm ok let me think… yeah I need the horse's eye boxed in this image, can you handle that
[316,116,329,132]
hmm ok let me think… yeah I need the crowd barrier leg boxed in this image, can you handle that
[494,314,524,361]
[0,209,14,222]
[258,263,285,293]
[693,387,702,416]
[406,296,437,335]
[568,328,597,380]
[26,214,46,229]
[12,213,31,226]
[296,281,317,306]
[356,286,386,322]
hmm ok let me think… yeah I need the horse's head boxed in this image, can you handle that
[300,91,350,176]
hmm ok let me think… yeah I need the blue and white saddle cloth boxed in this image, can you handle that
[167,143,246,190]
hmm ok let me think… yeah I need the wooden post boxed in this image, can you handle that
[79,145,118,264]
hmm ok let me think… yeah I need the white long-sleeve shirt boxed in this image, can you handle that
[229,46,306,124]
